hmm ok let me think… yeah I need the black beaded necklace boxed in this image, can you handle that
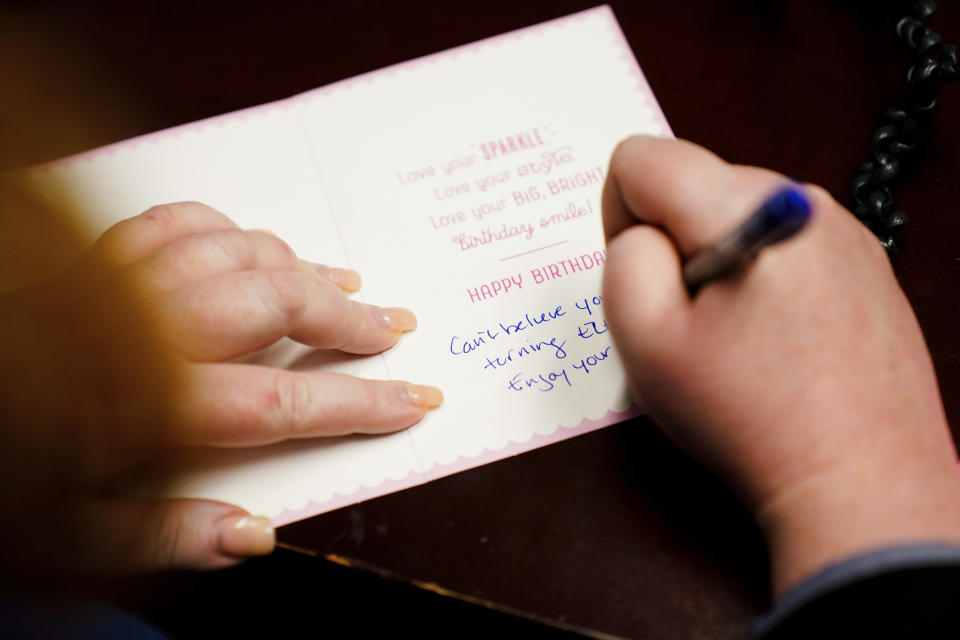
[849,0,959,253]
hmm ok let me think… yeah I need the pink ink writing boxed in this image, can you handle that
[512,186,544,206]
[540,199,592,228]
[516,146,574,177]
[545,167,604,195]
[479,128,547,160]
[472,199,506,221]
[430,211,467,228]
[530,250,607,285]
[433,182,471,200]
[475,171,511,192]
[396,165,436,184]
[453,222,535,252]
[466,274,524,303]
[441,155,476,175]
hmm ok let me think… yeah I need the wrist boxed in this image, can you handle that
[756,434,960,597]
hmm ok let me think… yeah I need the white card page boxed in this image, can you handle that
[21,5,671,525]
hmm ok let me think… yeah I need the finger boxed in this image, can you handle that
[161,269,415,361]
[92,202,238,264]
[77,498,274,572]
[603,224,689,369]
[175,363,444,446]
[130,227,363,293]
[131,228,300,289]
[603,136,788,256]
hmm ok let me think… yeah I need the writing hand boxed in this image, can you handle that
[601,136,960,594]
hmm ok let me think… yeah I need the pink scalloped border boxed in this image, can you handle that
[272,403,643,526]
[603,7,673,137]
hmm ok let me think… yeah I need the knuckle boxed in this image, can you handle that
[360,378,387,413]
[272,371,314,435]
[151,510,187,569]
[140,203,183,231]
[259,270,307,320]
[353,378,403,427]
[262,234,299,267]
[141,201,233,232]
[211,228,257,269]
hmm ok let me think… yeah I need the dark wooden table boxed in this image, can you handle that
[7,2,959,638]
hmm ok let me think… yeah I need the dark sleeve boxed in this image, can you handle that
[0,590,169,640]
[752,544,960,640]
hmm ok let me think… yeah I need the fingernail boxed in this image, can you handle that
[308,262,362,292]
[379,307,417,333]
[326,267,362,292]
[403,383,444,408]
[217,515,275,557]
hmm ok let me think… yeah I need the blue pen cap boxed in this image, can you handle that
[756,186,811,245]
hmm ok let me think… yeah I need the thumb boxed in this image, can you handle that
[77,498,276,572]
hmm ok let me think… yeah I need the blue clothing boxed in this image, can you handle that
[754,544,960,639]
[0,592,167,640]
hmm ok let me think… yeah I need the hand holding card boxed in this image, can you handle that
[0,196,445,572]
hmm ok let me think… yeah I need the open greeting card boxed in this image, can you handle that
[24,6,670,525]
